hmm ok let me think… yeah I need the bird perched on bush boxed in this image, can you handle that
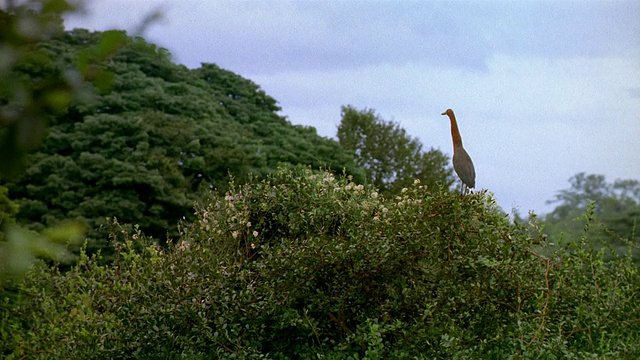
[441,109,475,193]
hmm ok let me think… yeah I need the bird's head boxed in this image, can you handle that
[441,109,454,116]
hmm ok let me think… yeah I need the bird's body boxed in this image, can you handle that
[452,146,475,189]
[441,109,475,193]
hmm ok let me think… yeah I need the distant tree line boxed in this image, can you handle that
[539,173,640,264]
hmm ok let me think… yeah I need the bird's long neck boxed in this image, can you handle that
[447,112,464,148]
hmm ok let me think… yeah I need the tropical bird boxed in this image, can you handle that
[441,109,475,193]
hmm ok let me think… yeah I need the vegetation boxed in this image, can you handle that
[1,13,365,255]
[2,1,639,358]
[0,1,75,179]
[2,167,639,358]
[1,0,89,280]
[541,173,640,265]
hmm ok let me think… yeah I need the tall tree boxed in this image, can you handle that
[4,26,364,257]
[337,105,453,195]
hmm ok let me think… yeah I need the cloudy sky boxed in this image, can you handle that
[63,0,640,216]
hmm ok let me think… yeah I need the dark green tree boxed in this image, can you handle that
[337,105,453,195]
[4,25,364,256]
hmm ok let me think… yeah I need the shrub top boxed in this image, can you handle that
[2,167,639,358]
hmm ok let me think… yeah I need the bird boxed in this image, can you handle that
[441,109,475,193]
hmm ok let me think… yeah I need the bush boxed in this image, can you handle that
[2,167,639,358]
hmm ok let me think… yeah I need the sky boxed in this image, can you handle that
[61,0,640,216]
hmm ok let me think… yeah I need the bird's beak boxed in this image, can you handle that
[441,112,446,115]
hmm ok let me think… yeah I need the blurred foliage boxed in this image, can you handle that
[1,0,90,283]
[0,185,18,227]
[337,105,454,196]
[1,167,638,358]
[1,0,77,178]
[0,221,84,283]
[542,172,640,265]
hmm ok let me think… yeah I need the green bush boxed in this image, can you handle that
[2,167,639,358]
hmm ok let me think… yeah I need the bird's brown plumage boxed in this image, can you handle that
[441,109,475,192]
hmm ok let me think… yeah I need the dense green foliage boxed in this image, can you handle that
[2,24,364,251]
[338,106,454,196]
[2,168,638,358]
[542,173,640,265]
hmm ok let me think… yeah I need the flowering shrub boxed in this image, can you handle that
[1,167,639,358]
